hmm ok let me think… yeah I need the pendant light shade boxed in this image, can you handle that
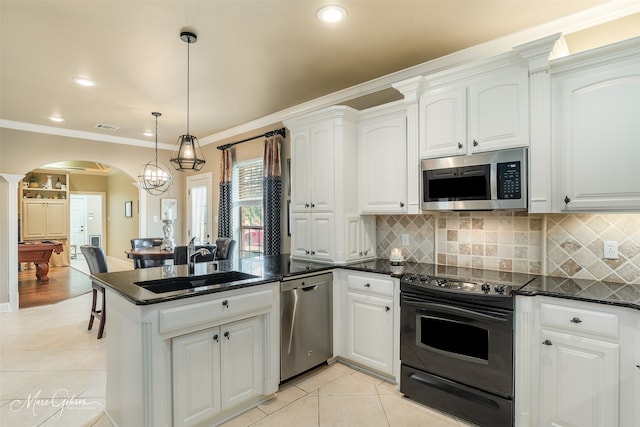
[139,112,173,196]
[171,30,206,171]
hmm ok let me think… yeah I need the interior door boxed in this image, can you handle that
[187,173,213,244]
[70,195,87,247]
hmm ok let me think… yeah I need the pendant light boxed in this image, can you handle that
[171,30,206,171]
[139,112,173,195]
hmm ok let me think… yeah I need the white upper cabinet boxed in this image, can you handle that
[285,106,366,263]
[551,38,640,211]
[358,103,408,214]
[419,55,529,158]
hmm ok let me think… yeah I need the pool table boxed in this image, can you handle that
[18,241,64,283]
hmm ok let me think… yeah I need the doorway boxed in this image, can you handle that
[70,193,105,274]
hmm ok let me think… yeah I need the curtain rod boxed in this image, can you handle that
[216,127,286,151]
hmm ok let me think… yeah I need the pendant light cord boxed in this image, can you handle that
[186,37,190,136]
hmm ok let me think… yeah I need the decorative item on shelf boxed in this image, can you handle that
[54,178,62,189]
[29,175,38,188]
[170,30,206,172]
[160,198,177,251]
[390,248,404,265]
[44,175,53,189]
[139,112,173,196]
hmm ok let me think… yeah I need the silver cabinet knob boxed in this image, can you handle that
[542,339,553,346]
[457,142,463,149]
[570,317,582,323]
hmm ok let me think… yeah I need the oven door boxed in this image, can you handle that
[400,291,513,397]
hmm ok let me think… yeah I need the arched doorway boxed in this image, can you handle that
[17,161,140,308]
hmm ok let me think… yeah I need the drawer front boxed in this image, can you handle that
[540,302,619,339]
[159,287,275,335]
[347,273,394,297]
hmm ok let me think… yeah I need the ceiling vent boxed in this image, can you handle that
[94,123,120,131]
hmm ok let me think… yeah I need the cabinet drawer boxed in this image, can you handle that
[347,273,394,297]
[159,288,274,335]
[540,302,619,339]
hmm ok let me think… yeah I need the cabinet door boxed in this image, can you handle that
[420,86,466,158]
[290,129,313,212]
[539,329,619,427]
[346,291,394,374]
[359,114,407,213]
[469,69,529,153]
[22,200,47,239]
[220,317,262,410]
[345,215,361,261]
[310,121,335,212]
[554,58,640,211]
[310,213,334,262]
[173,327,222,427]
[290,213,311,259]
[45,200,68,237]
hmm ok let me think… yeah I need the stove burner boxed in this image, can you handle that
[401,273,516,297]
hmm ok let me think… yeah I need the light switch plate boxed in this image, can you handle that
[402,234,409,246]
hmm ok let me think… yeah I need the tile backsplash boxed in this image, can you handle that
[376,212,640,285]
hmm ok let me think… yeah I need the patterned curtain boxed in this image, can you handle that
[218,149,232,238]
[262,135,282,255]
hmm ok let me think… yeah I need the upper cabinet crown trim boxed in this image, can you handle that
[550,36,640,75]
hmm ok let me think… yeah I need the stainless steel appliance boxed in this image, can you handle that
[400,271,534,427]
[421,148,527,211]
[280,272,333,382]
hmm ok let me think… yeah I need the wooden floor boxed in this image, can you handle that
[18,265,92,309]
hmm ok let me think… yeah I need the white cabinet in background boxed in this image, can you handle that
[420,63,529,159]
[290,212,334,262]
[358,103,408,214]
[285,106,365,264]
[516,296,638,427]
[345,215,375,262]
[22,199,68,239]
[551,39,640,211]
[342,272,398,378]
[172,316,262,427]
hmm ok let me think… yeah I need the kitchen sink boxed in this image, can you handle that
[135,271,259,294]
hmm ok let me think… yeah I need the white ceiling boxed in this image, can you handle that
[1,1,639,150]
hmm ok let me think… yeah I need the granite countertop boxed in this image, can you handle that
[93,254,640,310]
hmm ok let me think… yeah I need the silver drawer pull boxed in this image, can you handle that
[542,339,552,346]
[570,317,582,324]
[364,283,371,288]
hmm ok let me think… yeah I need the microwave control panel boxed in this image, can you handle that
[497,161,521,199]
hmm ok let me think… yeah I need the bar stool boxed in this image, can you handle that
[80,245,107,339]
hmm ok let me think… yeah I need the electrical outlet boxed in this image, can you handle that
[603,241,618,260]
[402,234,409,246]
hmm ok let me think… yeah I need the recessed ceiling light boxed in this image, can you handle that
[73,77,96,87]
[49,116,65,122]
[143,131,154,137]
[317,5,347,23]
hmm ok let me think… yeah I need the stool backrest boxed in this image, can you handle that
[173,245,217,265]
[130,238,164,268]
[80,245,108,275]
[215,238,236,260]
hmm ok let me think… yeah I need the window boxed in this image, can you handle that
[233,159,263,257]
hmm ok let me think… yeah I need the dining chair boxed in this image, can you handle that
[130,237,164,268]
[80,245,108,339]
[214,238,236,260]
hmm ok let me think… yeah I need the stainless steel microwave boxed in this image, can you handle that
[421,148,527,211]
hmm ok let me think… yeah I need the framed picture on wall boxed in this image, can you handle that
[125,201,133,218]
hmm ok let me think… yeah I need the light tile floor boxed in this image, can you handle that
[1,293,475,427]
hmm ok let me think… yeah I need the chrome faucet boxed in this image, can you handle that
[188,237,211,274]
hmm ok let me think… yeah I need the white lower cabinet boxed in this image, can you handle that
[516,296,637,427]
[346,291,393,374]
[335,271,399,380]
[539,329,619,427]
[173,316,262,427]
[104,283,279,427]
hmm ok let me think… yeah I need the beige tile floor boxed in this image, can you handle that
[1,293,475,427]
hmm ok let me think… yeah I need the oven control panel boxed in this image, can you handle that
[401,273,516,297]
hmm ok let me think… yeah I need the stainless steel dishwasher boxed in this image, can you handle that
[280,272,333,382]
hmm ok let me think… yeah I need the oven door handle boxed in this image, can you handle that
[405,298,510,322]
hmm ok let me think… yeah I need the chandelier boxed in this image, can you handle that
[139,112,173,195]
[170,30,206,171]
